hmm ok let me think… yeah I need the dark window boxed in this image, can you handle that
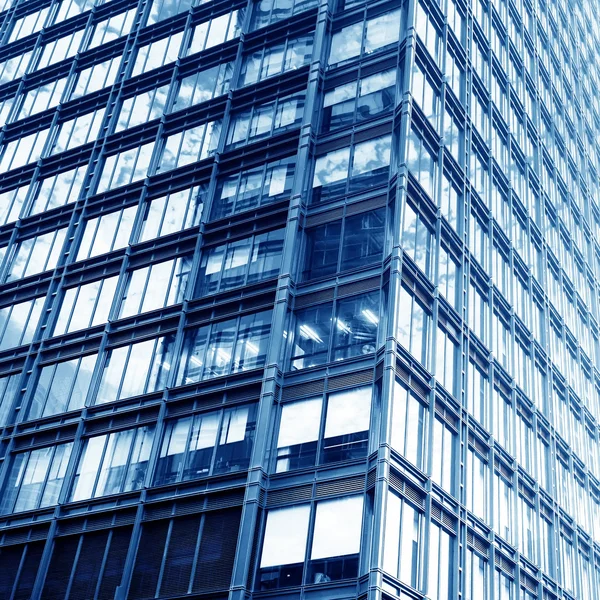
[129,509,242,598]
[0,540,45,600]
[42,527,133,600]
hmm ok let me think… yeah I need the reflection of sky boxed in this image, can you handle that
[278,397,322,446]
[311,496,363,558]
[324,387,371,438]
[313,148,350,186]
[0,297,44,350]
[260,505,310,567]
[351,136,391,176]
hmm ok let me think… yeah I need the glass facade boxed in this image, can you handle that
[0,0,598,597]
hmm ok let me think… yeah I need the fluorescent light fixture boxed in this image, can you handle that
[299,324,323,343]
[336,318,351,333]
[362,309,379,325]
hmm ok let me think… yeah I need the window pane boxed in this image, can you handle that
[260,506,310,567]
[276,397,322,472]
[322,386,371,463]
[311,495,363,558]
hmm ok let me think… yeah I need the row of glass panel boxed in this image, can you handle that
[0,309,272,422]
[0,403,254,514]
[409,4,600,323]
[2,377,600,589]
[0,2,405,159]
[0,125,394,285]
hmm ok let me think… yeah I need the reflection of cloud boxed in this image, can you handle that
[352,136,391,176]
[313,148,350,186]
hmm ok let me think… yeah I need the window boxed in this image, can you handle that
[177,310,272,383]
[50,107,106,154]
[427,520,454,600]
[494,468,513,542]
[28,165,87,216]
[467,356,488,425]
[139,186,204,242]
[0,296,44,350]
[87,9,136,50]
[15,76,68,121]
[119,256,191,318]
[0,127,50,173]
[95,335,175,404]
[53,276,119,335]
[196,229,285,296]
[154,405,256,484]
[494,568,513,600]
[308,496,363,583]
[129,508,242,597]
[0,51,33,86]
[435,323,458,395]
[0,184,28,225]
[289,291,380,370]
[536,433,550,492]
[3,227,67,281]
[312,134,391,203]
[70,426,155,501]
[406,127,437,199]
[431,412,456,495]
[240,35,314,86]
[276,386,372,472]
[96,142,155,193]
[77,205,137,260]
[303,207,385,279]
[131,32,184,77]
[558,528,575,594]
[0,442,73,514]
[492,312,511,373]
[70,56,122,99]
[516,409,534,474]
[172,62,233,112]
[469,209,489,269]
[443,105,463,164]
[0,371,19,426]
[8,7,50,43]
[54,0,96,23]
[322,68,396,132]
[383,488,421,588]
[147,0,196,24]
[412,59,440,131]
[41,526,133,600]
[397,283,431,367]
[115,85,169,132]
[27,354,97,420]
[390,379,428,470]
[0,539,45,600]
[415,3,442,65]
[401,201,434,277]
[466,443,487,520]
[493,385,512,453]
[158,121,220,171]
[517,493,536,561]
[34,30,85,72]
[183,11,242,56]
[259,496,364,588]
[539,508,553,574]
[210,156,295,220]
[328,9,402,66]
[438,244,459,310]
[226,92,304,148]
[250,0,318,30]
[465,544,487,600]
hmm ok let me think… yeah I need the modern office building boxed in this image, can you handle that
[0,0,599,597]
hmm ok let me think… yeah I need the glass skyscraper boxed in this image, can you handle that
[0,0,598,597]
